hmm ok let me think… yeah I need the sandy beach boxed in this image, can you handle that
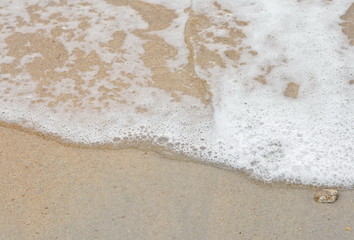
[1,126,354,240]
[1,1,354,239]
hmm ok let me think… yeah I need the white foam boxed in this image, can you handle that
[1,0,354,187]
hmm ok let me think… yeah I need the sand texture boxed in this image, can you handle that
[1,126,354,240]
[1,1,354,239]
[1,0,354,186]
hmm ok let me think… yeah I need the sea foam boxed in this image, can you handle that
[0,0,353,187]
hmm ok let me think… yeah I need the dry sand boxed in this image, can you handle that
[1,126,354,240]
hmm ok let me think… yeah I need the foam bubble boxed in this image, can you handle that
[1,0,354,187]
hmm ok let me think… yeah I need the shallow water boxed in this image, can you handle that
[1,0,353,187]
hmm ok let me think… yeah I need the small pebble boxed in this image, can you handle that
[283,82,300,98]
[314,189,339,203]
[345,227,351,231]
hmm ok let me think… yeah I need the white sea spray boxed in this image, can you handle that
[0,0,353,187]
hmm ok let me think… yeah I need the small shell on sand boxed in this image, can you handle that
[314,189,339,203]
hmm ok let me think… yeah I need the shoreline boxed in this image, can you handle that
[1,1,353,239]
[0,122,346,189]
[0,0,353,190]
[1,125,354,239]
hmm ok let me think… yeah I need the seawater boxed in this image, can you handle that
[1,0,353,187]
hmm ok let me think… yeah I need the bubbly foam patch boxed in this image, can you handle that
[1,0,354,187]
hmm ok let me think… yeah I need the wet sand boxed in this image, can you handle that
[1,1,354,239]
[1,126,354,240]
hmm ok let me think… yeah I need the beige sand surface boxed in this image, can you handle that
[1,1,354,240]
[1,126,354,240]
